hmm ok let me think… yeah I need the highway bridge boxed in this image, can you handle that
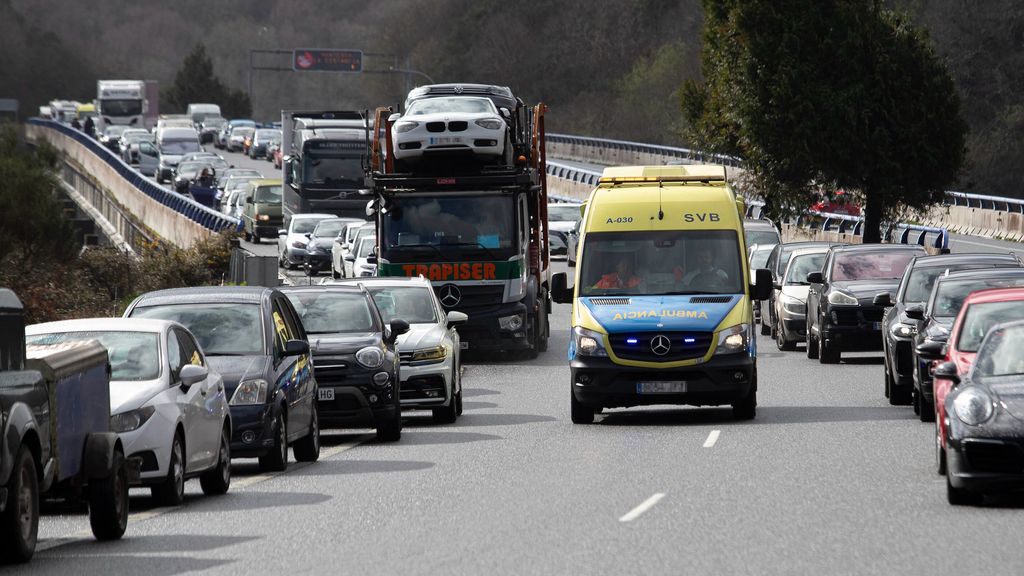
[11,120,1024,575]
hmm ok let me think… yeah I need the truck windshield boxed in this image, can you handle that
[383,195,515,260]
[580,230,744,296]
[99,99,143,116]
[303,152,362,188]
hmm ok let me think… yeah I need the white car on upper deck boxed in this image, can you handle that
[390,96,508,162]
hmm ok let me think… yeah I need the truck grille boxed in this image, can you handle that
[608,332,713,362]
[433,283,505,310]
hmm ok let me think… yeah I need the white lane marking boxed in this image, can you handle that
[619,493,665,523]
[35,436,367,554]
[703,430,721,448]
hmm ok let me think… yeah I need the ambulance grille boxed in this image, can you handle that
[589,298,631,305]
[689,296,733,304]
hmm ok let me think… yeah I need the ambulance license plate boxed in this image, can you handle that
[637,381,687,394]
[318,388,335,401]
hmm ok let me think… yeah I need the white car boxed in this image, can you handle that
[25,318,232,506]
[773,246,831,350]
[278,213,335,270]
[331,221,367,279]
[348,235,377,278]
[391,96,507,162]
[333,277,468,423]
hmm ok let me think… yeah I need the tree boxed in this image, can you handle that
[681,0,967,242]
[161,43,252,118]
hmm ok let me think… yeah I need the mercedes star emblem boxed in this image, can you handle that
[650,335,672,356]
[440,284,462,307]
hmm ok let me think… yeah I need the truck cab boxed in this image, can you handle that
[551,165,772,423]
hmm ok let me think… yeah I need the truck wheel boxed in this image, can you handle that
[293,408,321,463]
[570,390,595,424]
[259,413,289,472]
[0,446,39,564]
[88,448,128,541]
[152,433,185,506]
[200,431,232,495]
[537,301,549,353]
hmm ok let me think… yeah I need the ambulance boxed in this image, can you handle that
[551,165,772,423]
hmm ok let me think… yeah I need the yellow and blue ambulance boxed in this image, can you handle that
[551,165,772,423]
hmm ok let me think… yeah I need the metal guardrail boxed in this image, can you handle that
[945,191,1024,213]
[547,133,743,168]
[27,118,239,233]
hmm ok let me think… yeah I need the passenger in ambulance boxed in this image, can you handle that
[592,253,643,290]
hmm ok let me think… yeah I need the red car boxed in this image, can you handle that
[812,190,861,216]
[920,287,1024,474]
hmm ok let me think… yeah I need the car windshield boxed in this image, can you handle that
[285,292,376,334]
[957,301,1024,352]
[27,331,161,381]
[357,237,377,258]
[104,126,127,137]
[302,151,363,187]
[749,248,772,269]
[383,194,515,260]
[225,169,262,179]
[233,128,254,138]
[367,286,438,324]
[929,276,1024,319]
[405,97,496,116]
[313,220,348,237]
[580,230,744,296]
[746,230,780,247]
[161,140,201,154]
[255,185,283,203]
[785,253,826,285]
[256,129,281,140]
[973,324,1024,378]
[905,264,1017,303]
[100,99,143,116]
[548,205,582,222]
[227,179,253,192]
[831,252,915,281]
[292,217,327,234]
[130,303,264,356]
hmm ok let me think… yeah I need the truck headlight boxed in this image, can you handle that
[356,347,384,368]
[498,314,524,331]
[257,214,270,222]
[572,327,608,357]
[715,324,750,355]
[953,387,995,426]
[231,379,268,405]
[412,346,447,363]
[394,121,419,133]
[110,405,156,433]
[828,291,858,305]
[890,322,916,338]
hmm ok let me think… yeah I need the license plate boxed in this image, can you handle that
[460,341,469,350]
[318,388,335,401]
[872,322,882,330]
[637,381,687,394]
[430,137,462,145]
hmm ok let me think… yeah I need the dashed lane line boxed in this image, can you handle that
[619,493,666,523]
[703,430,721,448]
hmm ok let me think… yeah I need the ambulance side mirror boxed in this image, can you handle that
[551,272,573,304]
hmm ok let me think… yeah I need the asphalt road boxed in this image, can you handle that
[21,148,1024,574]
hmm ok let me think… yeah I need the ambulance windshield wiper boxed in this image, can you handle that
[655,291,723,295]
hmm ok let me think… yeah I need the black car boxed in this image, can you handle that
[124,287,320,471]
[906,268,1024,421]
[878,253,1023,406]
[938,319,1024,505]
[806,244,925,363]
[761,241,842,337]
[303,217,363,276]
[280,285,409,442]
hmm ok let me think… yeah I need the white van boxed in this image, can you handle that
[187,103,222,126]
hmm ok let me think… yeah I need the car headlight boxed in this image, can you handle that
[891,322,916,338]
[572,327,608,357]
[780,295,806,314]
[291,240,307,249]
[412,346,447,363]
[828,291,858,305]
[715,323,750,355]
[231,379,268,405]
[953,387,995,426]
[110,405,156,433]
[475,118,504,130]
[498,314,524,331]
[394,121,419,133]
[356,346,384,368]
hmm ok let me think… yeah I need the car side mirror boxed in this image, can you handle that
[246,197,253,204]
[499,107,511,118]
[304,232,312,239]
[752,268,772,301]
[446,310,468,327]
[284,339,310,357]
[178,364,208,388]
[933,361,960,385]
[806,271,823,284]
[905,304,925,321]
[278,229,287,236]
[772,281,782,290]
[551,272,573,304]
[388,319,410,343]
[344,254,355,262]
[915,339,945,361]
[366,254,378,264]
[873,293,893,307]
[388,112,402,123]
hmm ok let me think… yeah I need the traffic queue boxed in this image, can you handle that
[752,233,1024,506]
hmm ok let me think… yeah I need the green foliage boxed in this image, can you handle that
[682,0,967,242]
[161,43,252,118]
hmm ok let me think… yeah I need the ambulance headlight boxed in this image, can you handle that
[715,324,750,355]
[572,327,608,357]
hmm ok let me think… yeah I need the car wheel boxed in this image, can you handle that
[0,445,39,564]
[775,324,795,351]
[946,475,982,506]
[293,407,321,463]
[919,394,935,423]
[883,356,892,399]
[258,413,288,472]
[935,424,947,475]
[912,389,921,416]
[199,430,231,495]
[806,318,819,359]
[331,263,340,279]
[760,314,771,335]
[570,389,595,424]
[433,374,459,424]
[454,364,464,416]
[244,229,253,243]
[88,448,128,541]
[819,333,840,364]
[376,406,402,442]
[152,433,185,506]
